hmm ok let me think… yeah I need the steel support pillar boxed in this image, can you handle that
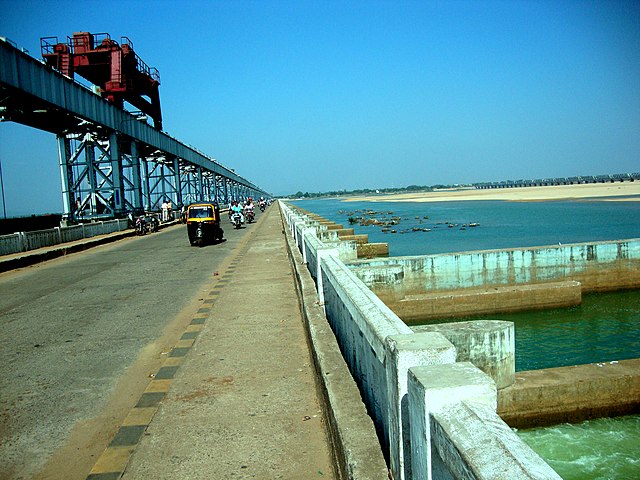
[141,157,151,211]
[180,167,199,206]
[109,132,125,217]
[173,156,183,208]
[57,135,74,221]
[146,157,179,210]
[196,168,204,202]
[215,174,228,205]
[129,140,144,215]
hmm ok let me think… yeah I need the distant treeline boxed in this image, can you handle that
[288,172,640,198]
[289,184,461,199]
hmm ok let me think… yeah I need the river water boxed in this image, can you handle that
[293,197,640,479]
[517,415,640,480]
[292,198,640,256]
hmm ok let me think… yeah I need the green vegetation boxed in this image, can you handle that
[288,184,465,199]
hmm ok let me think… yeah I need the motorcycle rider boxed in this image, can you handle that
[244,198,255,222]
[230,200,244,224]
[259,197,266,211]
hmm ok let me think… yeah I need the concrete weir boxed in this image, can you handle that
[350,240,640,322]
[351,238,640,430]
[498,359,640,429]
[282,202,563,480]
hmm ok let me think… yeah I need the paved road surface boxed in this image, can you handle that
[0,213,253,479]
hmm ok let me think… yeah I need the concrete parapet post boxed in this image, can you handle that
[408,362,561,480]
[299,226,317,264]
[318,230,340,241]
[315,247,340,307]
[19,231,27,252]
[407,362,497,480]
[413,320,516,389]
[431,400,561,480]
[385,332,457,480]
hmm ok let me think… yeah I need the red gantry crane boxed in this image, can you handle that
[41,31,163,130]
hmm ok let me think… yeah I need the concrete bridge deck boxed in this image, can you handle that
[0,207,387,480]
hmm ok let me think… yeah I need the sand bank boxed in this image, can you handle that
[344,182,640,203]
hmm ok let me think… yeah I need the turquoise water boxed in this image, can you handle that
[293,198,640,256]
[293,198,640,371]
[465,289,640,371]
[517,415,640,480]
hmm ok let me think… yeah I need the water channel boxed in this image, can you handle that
[293,198,640,479]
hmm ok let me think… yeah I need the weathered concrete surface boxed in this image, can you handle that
[338,234,370,244]
[292,206,389,259]
[350,239,640,300]
[357,242,389,259]
[498,358,640,428]
[408,362,560,480]
[121,207,338,479]
[335,228,356,237]
[283,209,390,480]
[430,401,561,480]
[412,320,515,389]
[385,333,457,480]
[381,280,583,321]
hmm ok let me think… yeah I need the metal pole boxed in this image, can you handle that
[0,156,6,219]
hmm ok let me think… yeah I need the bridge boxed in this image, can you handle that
[475,172,640,189]
[4,33,633,480]
[0,35,269,222]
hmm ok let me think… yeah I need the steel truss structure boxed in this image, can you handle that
[55,123,261,221]
[1,38,270,222]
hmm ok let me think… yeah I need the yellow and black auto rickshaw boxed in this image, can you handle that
[186,203,224,246]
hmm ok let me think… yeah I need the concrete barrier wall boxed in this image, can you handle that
[0,233,22,254]
[59,224,85,243]
[350,239,640,295]
[0,219,130,256]
[408,362,560,480]
[281,202,556,480]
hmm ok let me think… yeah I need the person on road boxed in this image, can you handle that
[244,197,255,213]
[161,200,169,222]
[230,200,244,223]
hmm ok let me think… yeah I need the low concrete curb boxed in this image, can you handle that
[0,221,179,273]
[0,231,133,272]
[280,205,389,480]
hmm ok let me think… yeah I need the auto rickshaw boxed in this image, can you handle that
[186,203,224,246]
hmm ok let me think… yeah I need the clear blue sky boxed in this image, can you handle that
[1,0,639,215]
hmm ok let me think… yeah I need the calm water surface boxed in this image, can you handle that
[462,289,640,371]
[293,198,640,255]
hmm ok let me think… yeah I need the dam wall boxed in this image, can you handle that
[350,240,640,293]
[282,202,559,480]
[349,240,640,320]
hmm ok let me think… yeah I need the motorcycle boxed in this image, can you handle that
[245,209,255,224]
[259,202,266,212]
[147,215,159,232]
[135,216,147,235]
[231,211,243,229]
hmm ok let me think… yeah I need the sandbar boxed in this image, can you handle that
[344,182,640,203]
